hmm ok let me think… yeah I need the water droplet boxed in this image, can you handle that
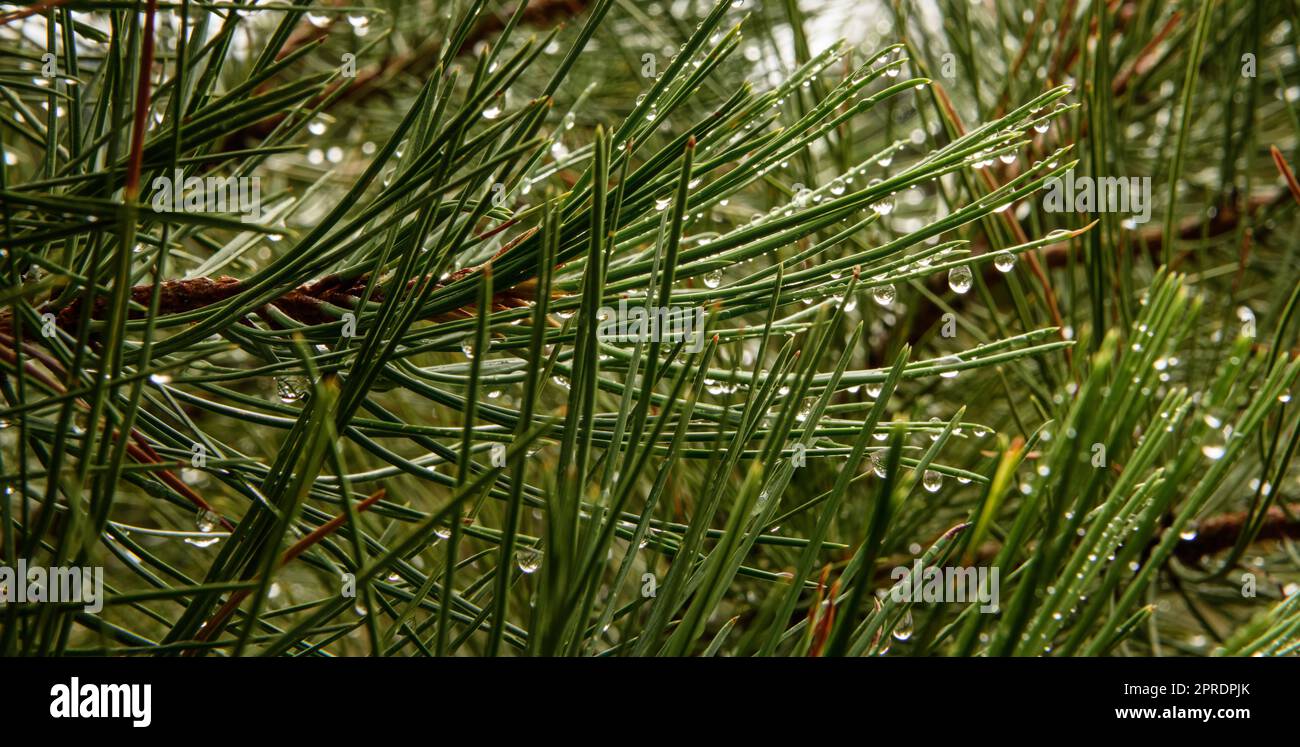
[947,265,973,294]
[1237,305,1256,337]
[829,177,846,196]
[870,451,887,477]
[938,355,961,378]
[655,196,671,211]
[892,611,914,641]
[276,376,307,403]
[1179,522,1199,541]
[795,398,814,423]
[993,252,1016,272]
[922,469,942,492]
[926,416,942,441]
[482,104,502,120]
[1201,444,1225,460]
[871,284,896,306]
[516,546,542,573]
[195,509,219,533]
[703,268,723,289]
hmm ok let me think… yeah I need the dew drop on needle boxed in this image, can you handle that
[922,469,942,493]
[892,611,914,641]
[516,546,543,574]
[871,284,896,306]
[947,265,973,294]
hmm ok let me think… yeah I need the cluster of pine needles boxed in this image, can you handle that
[0,0,1298,656]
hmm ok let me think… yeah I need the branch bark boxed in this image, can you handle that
[12,265,541,338]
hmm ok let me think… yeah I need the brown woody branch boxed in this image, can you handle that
[17,265,541,337]
[1173,502,1300,565]
[190,488,387,649]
